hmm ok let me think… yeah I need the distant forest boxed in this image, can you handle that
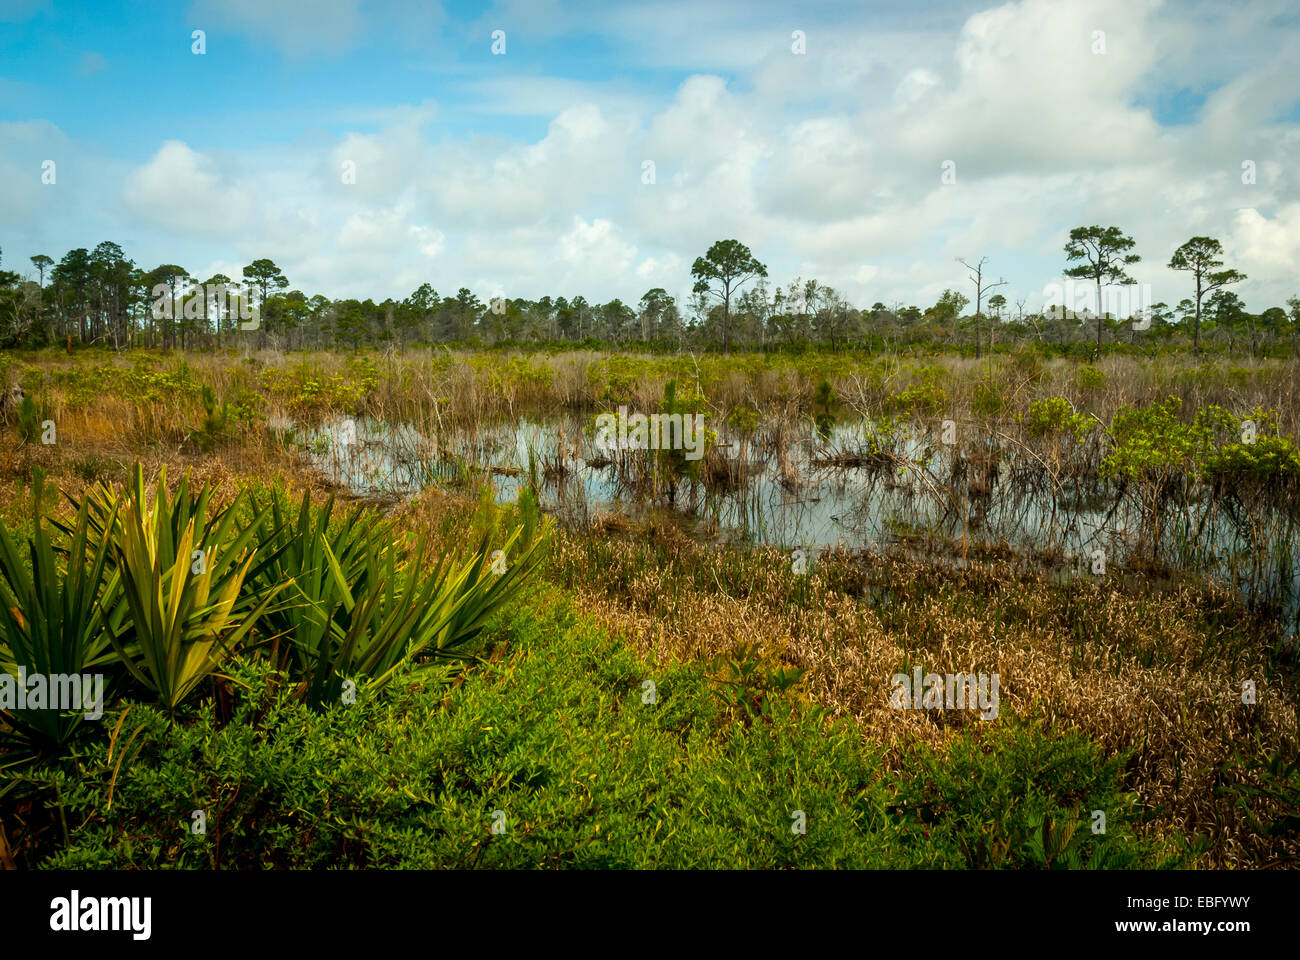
[2,237,1298,356]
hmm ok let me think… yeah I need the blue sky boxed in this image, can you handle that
[2,0,1299,314]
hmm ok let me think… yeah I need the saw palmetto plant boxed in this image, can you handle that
[0,477,120,755]
[245,490,390,706]
[88,465,280,714]
[246,489,543,708]
[376,523,544,668]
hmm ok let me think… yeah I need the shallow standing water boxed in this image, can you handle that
[279,412,1300,634]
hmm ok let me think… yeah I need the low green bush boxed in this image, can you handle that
[1024,396,1095,443]
[893,719,1182,868]
[18,598,1179,869]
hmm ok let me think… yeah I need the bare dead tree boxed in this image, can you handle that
[958,256,1008,360]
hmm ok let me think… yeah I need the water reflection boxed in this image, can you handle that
[276,413,1300,633]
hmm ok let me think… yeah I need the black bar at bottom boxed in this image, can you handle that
[1,869,1281,947]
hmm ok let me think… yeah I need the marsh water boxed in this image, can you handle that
[278,413,1300,633]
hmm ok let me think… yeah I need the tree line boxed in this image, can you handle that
[0,231,1296,356]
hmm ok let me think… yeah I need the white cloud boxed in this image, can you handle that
[123,141,257,235]
[1228,204,1300,303]
[558,216,635,268]
[894,68,941,107]
[7,0,1300,313]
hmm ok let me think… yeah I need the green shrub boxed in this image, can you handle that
[1024,397,1095,443]
[1203,435,1300,483]
[20,600,1175,869]
[884,380,947,417]
[1102,397,1300,485]
[726,406,759,434]
[892,717,1180,868]
[1074,364,1106,390]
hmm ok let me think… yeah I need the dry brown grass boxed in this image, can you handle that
[549,530,1299,867]
[5,347,1298,454]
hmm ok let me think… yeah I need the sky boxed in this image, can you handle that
[1,0,1299,315]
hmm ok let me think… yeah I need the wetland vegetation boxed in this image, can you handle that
[0,341,1297,868]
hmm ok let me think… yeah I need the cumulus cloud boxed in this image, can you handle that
[6,0,1300,312]
[123,141,257,235]
[1230,204,1300,276]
